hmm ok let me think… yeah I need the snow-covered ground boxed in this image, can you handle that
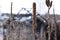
[0,13,32,40]
[0,14,9,21]
[0,34,3,40]
[20,16,31,22]
[0,28,3,40]
[0,13,60,40]
[0,14,6,40]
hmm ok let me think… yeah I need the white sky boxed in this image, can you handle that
[0,0,60,15]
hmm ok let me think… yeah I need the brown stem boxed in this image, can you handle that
[32,2,37,40]
[47,7,51,40]
[53,7,57,40]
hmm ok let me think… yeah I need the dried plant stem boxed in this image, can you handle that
[32,2,37,40]
[10,2,13,21]
[53,7,57,40]
[47,7,51,40]
[8,2,13,40]
[44,31,46,40]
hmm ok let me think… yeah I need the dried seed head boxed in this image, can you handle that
[50,1,53,8]
[46,0,52,8]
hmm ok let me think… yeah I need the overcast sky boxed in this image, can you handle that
[0,0,60,15]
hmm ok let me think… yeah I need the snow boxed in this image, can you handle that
[0,15,9,20]
[0,13,48,40]
[20,16,31,22]
[0,35,3,40]
[0,14,7,40]
[0,22,3,26]
[14,17,19,21]
[0,28,3,40]
[56,20,60,22]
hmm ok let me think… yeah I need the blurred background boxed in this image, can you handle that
[0,0,60,40]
